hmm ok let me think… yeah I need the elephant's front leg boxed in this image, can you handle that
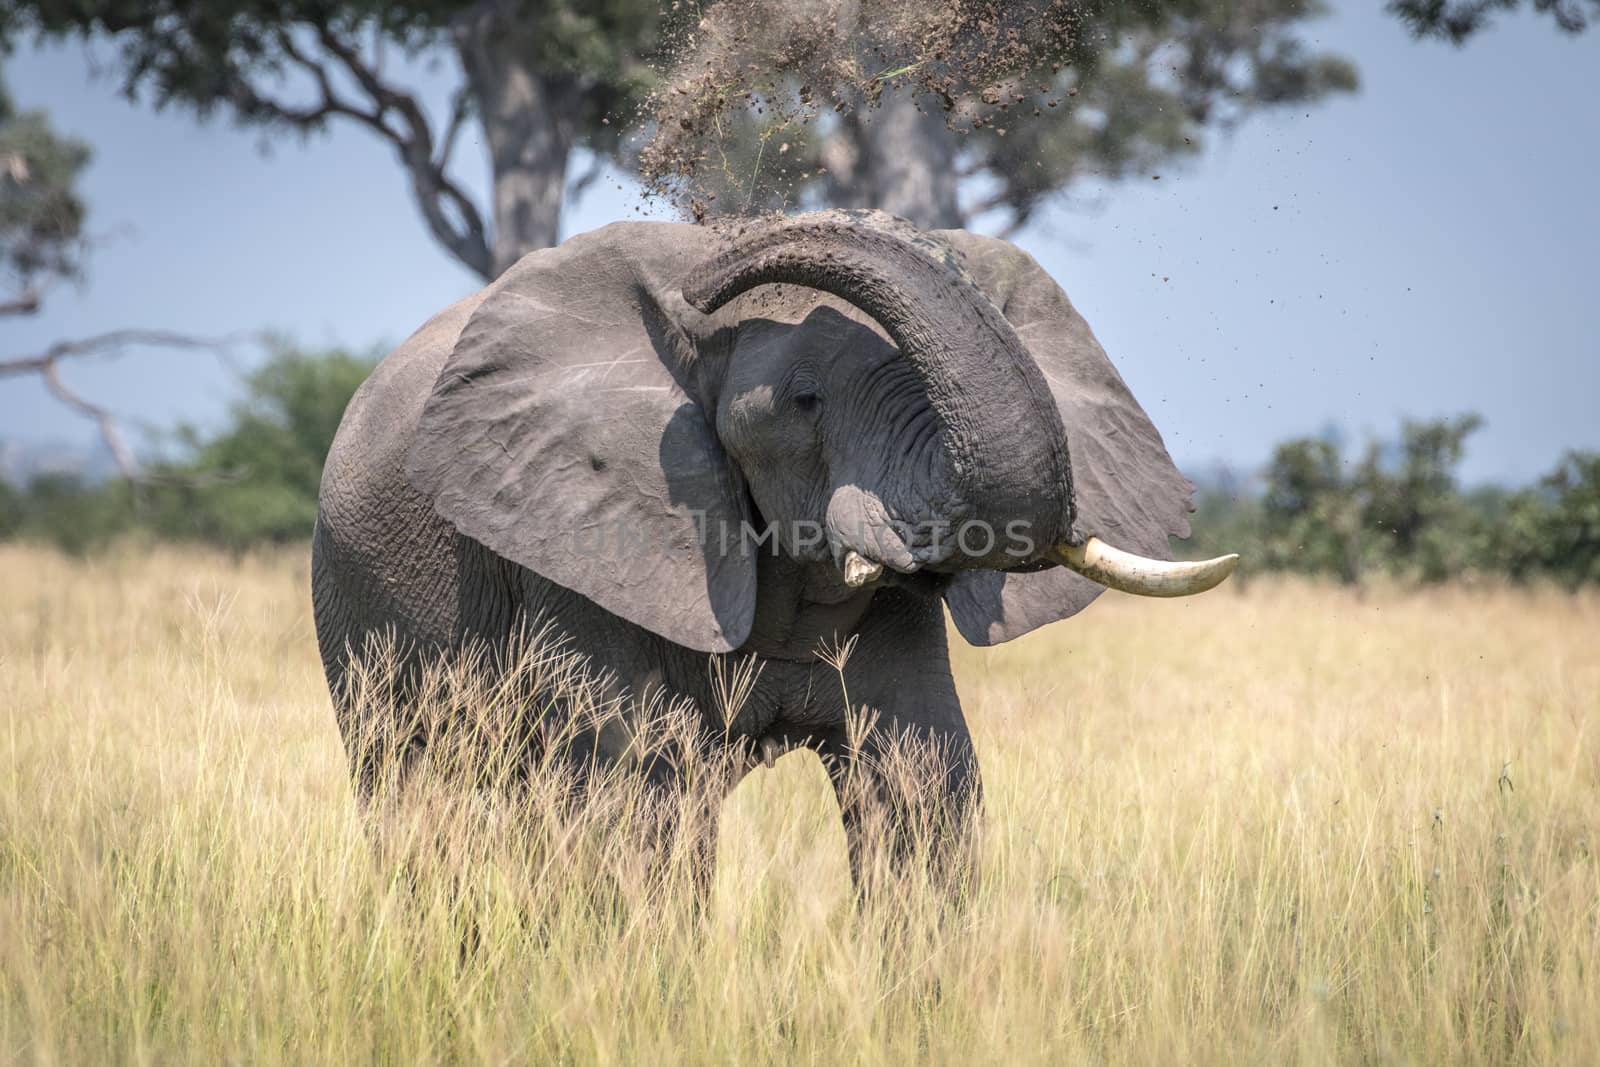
[817,715,981,895]
[808,588,982,894]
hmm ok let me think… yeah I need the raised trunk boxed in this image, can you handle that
[825,88,963,230]
[683,211,1074,558]
[453,9,574,278]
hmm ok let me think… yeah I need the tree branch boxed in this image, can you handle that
[270,30,397,137]
[958,189,1020,229]
[312,26,492,278]
[566,152,605,201]
[435,83,472,174]
[1,330,244,480]
[220,28,493,279]
[0,287,42,317]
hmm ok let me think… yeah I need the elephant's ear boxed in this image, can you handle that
[936,232,1195,646]
[406,222,756,653]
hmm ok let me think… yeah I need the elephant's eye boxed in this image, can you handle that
[792,390,822,414]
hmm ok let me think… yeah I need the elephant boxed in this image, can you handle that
[311,209,1236,885]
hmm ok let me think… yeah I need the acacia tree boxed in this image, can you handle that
[7,0,1359,270]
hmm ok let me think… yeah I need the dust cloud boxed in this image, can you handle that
[634,0,1088,220]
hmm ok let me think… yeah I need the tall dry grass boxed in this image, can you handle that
[1,544,1596,1065]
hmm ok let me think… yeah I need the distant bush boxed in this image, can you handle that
[1524,451,1600,586]
[136,342,376,549]
[0,342,373,553]
[1184,414,1600,587]
[2,472,138,555]
[3,369,1597,587]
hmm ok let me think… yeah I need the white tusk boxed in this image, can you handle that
[841,550,884,588]
[1056,536,1239,598]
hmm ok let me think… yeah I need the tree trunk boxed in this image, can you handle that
[824,88,962,230]
[453,8,575,278]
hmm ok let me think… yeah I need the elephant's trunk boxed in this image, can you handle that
[682,210,1077,555]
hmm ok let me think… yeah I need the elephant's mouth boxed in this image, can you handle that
[829,539,1044,588]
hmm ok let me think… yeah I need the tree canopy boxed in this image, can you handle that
[1387,0,1599,42]
[0,63,90,314]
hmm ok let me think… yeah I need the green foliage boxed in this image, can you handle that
[1234,416,1489,584]
[137,341,377,548]
[1258,435,1363,582]
[0,477,15,538]
[0,64,91,302]
[1528,451,1600,585]
[1,342,374,552]
[1360,413,1485,581]
[1,472,137,554]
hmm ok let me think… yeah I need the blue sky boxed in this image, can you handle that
[5,2,1597,484]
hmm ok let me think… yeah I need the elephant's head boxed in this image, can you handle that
[407,211,1235,653]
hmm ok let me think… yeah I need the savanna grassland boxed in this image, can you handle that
[1,545,1597,1065]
